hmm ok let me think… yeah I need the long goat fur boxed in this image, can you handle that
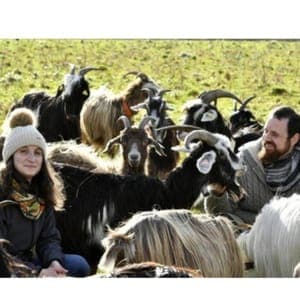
[99,209,244,277]
[47,140,118,173]
[237,194,300,277]
[80,75,160,154]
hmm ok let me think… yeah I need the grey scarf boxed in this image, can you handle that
[264,143,300,193]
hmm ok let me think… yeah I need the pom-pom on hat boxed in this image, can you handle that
[2,108,47,163]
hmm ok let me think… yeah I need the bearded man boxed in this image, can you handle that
[204,106,300,225]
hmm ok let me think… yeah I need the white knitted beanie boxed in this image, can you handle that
[2,108,47,163]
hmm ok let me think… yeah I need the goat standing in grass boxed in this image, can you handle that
[7,64,101,142]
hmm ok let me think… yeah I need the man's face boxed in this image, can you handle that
[258,117,292,163]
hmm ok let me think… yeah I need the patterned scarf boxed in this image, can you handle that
[0,180,46,220]
[264,143,300,193]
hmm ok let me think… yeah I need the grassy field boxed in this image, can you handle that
[0,39,300,130]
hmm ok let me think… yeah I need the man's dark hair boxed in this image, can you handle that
[271,106,300,138]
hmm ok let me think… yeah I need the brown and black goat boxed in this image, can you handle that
[80,71,161,156]
[131,88,180,180]
[103,115,166,176]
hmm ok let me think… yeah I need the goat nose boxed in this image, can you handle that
[130,154,139,161]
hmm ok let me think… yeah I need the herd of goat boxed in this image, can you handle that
[0,64,299,278]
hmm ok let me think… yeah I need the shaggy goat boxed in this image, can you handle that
[54,129,245,273]
[98,209,244,277]
[131,88,180,180]
[47,141,117,173]
[103,115,165,176]
[80,71,161,155]
[237,194,300,277]
[7,64,100,142]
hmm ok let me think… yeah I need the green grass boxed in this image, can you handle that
[1,39,300,131]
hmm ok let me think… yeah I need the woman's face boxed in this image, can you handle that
[13,145,43,182]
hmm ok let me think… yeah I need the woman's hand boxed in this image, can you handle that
[39,260,68,277]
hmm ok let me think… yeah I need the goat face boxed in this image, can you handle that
[229,110,257,134]
[182,101,219,130]
[121,128,150,168]
[62,73,90,118]
[180,130,245,201]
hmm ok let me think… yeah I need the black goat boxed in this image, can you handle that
[181,89,243,138]
[54,130,245,273]
[131,89,180,180]
[229,95,263,151]
[103,115,165,176]
[8,64,100,142]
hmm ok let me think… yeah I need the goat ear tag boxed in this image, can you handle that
[196,151,217,174]
[201,109,218,122]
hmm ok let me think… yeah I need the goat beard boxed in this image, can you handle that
[258,140,291,164]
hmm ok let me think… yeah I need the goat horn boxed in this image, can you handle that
[117,115,131,129]
[239,95,256,111]
[157,89,171,98]
[102,135,122,154]
[139,116,156,129]
[122,71,149,81]
[184,130,219,149]
[130,102,148,112]
[78,67,102,76]
[155,125,201,132]
[69,64,76,74]
[199,89,243,105]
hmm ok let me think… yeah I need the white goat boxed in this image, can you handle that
[238,194,300,277]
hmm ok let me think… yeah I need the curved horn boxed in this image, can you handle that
[199,89,243,105]
[139,116,156,129]
[123,71,149,81]
[130,102,148,112]
[155,124,201,132]
[239,95,256,111]
[157,89,171,98]
[78,67,102,76]
[69,64,76,74]
[102,135,122,154]
[184,130,219,149]
[117,115,131,130]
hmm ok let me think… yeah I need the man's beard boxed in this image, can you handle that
[258,140,291,164]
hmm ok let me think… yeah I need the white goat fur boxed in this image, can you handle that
[238,194,300,277]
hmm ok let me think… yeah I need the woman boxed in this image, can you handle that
[0,108,90,277]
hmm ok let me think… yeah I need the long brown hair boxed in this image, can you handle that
[0,157,65,210]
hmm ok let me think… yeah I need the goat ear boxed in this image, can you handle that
[201,109,218,122]
[196,150,217,174]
